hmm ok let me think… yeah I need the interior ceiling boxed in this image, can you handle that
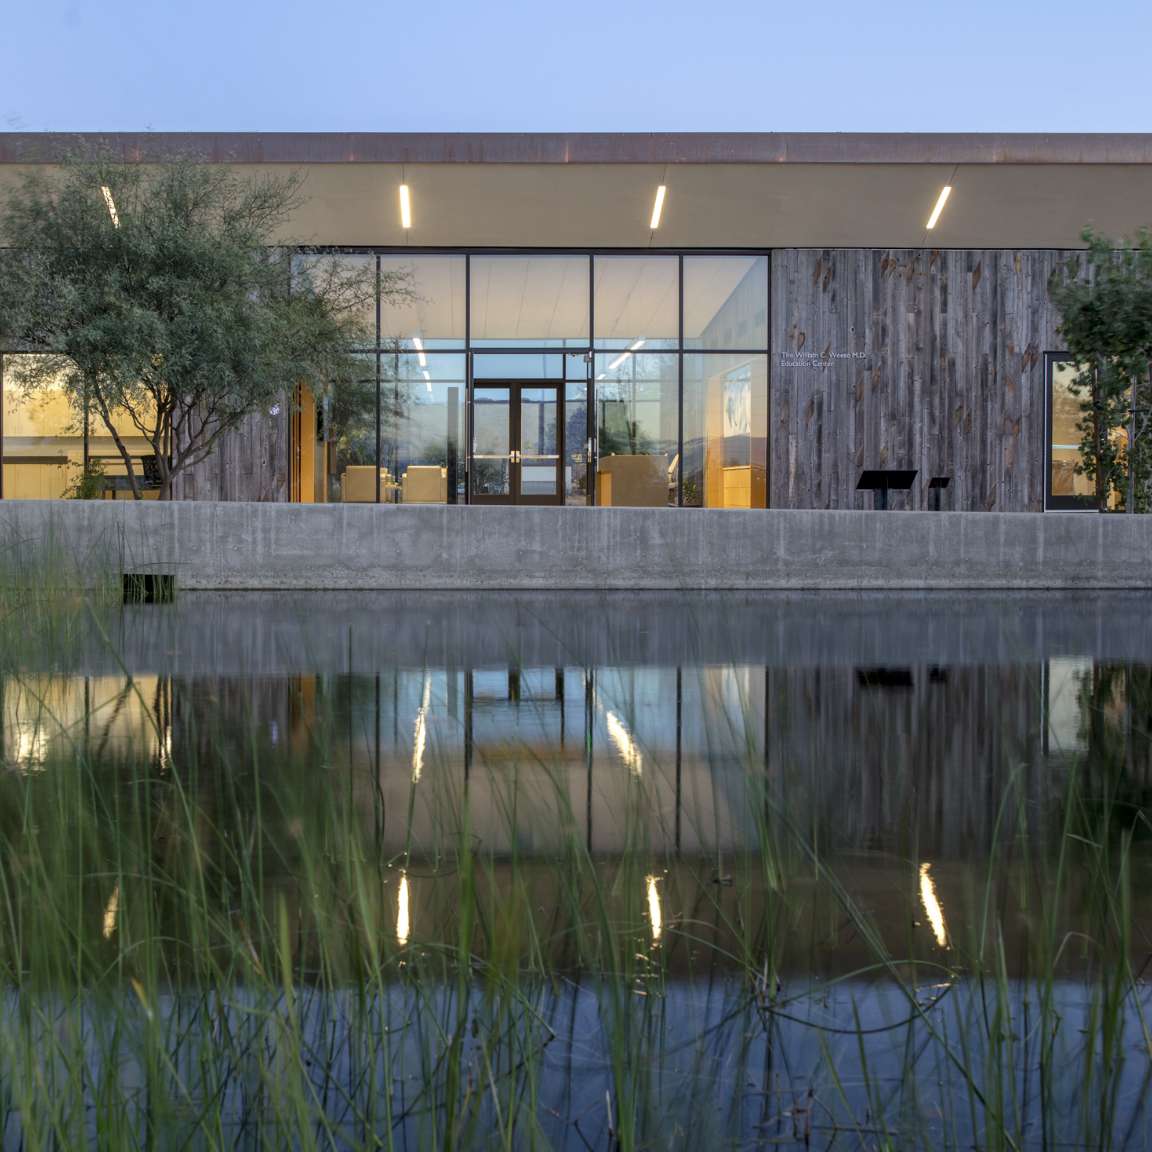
[2,160,1151,249]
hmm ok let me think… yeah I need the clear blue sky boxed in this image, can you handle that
[2,0,1149,132]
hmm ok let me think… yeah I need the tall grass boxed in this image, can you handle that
[0,593,1148,1148]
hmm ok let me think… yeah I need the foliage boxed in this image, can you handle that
[67,459,106,500]
[1050,229,1152,511]
[0,162,408,499]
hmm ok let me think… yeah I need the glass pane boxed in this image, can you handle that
[472,386,512,497]
[470,256,589,347]
[565,380,589,506]
[92,393,158,495]
[683,353,769,508]
[381,351,466,504]
[473,352,564,380]
[291,253,377,345]
[519,387,559,497]
[1,356,85,500]
[1050,360,1095,501]
[324,354,379,504]
[594,352,678,507]
[683,255,768,350]
[379,255,466,349]
[593,256,678,349]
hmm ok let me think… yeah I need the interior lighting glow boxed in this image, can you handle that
[399,184,412,229]
[413,335,427,367]
[607,338,647,373]
[926,185,952,231]
[649,185,667,230]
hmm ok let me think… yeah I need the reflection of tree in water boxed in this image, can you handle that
[1076,664,1152,830]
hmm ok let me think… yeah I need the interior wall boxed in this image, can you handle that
[770,248,1073,512]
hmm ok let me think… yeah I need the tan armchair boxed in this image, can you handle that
[340,466,390,503]
[401,465,448,504]
[596,454,670,507]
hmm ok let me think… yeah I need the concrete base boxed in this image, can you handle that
[1,501,1150,591]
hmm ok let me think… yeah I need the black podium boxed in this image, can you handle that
[927,475,951,511]
[856,469,918,511]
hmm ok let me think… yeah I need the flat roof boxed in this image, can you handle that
[3,132,1152,165]
[3,133,1152,249]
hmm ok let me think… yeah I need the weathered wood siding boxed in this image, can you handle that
[762,664,1051,857]
[771,249,1075,512]
[172,399,290,502]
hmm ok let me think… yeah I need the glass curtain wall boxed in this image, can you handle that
[2,252,770,506]
[589,253,770,508]
[204,250,769,509]
[0,354,160,501]
[0,355,85,500]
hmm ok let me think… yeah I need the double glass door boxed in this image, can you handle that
[471,383,564,504]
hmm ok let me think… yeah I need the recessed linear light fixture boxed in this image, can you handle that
[412,335,427,368]
[649,185,667,230]
[422,369,432,394]
[399,184,412,229]
[926,185,952,231]
[607,338,646,373]
[100,185,120,228]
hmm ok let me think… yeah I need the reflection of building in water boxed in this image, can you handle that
[5,658,1152,859]
[1046,658,1092,756]
[0,675,171,773]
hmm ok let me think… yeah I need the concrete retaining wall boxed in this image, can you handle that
[1,500,1150,590]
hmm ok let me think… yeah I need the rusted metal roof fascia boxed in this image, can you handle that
[3,132,1152,165]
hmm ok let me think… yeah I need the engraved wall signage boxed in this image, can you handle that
[777,351,868,369]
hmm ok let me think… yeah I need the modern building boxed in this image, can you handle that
[2,132,1152,513]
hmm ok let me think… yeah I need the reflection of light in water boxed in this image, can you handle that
[396,872,411,946]
[102,884,120,940]
[14,727,48,774]
[605,710,643,776]
[158,726,173,773]
[919,862,949,948]
[646,875,662,942]
[411,676,432,782]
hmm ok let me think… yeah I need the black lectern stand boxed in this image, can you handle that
[927,475,951,511]
[856,469,918,511]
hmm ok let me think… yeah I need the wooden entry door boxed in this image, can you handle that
[471,383,563,505]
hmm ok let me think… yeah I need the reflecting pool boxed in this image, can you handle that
[0,591,1150,1148]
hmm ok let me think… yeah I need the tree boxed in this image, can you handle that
[0,161,402,499]
[1049,229,1152,512]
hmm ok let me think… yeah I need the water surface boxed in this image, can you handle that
[1,591,1150,1148]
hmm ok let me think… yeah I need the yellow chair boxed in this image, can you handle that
[340,466,390,503]
[401,466,448,504]
[595,454,669,507]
